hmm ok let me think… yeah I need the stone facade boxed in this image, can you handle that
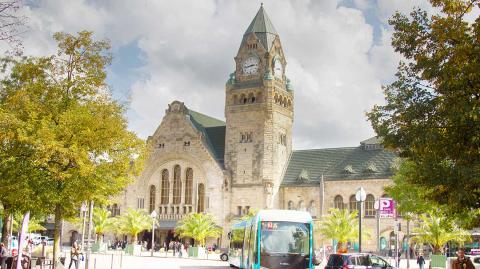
[88,6,405,252]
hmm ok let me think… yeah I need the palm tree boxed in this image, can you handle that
[175,213,222,247]
[412,212,470,254]
[318,208,361,253]
[93,207,113,243]
[114,208,153,244]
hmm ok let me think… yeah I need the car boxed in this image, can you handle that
[466,255,480,269]
[220,252,228,261]
[325,253,396,269]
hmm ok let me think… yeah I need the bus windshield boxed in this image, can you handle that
[260,221,310,256]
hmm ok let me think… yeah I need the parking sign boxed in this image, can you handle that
[379,198,396,218]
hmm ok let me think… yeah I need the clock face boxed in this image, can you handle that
[273,58,283,78]
[242,56,259,75]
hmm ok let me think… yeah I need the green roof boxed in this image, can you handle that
[245,5,277,35]
[282,145,398,186]
[188,110,225,128]
[187,110,226,166]
[241,5,278,52]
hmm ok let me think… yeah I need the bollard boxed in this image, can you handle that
[110,254,114,269]
[94,258,96,269]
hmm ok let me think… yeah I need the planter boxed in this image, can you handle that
[125,244,142,256]
[91,242,107,253]
[188,246,206,258]
[431,254,447,269]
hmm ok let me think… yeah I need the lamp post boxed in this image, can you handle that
[80,202,87,251]
[150,210,157,257]
[355,187,366,252]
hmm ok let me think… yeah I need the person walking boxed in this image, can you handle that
[178,242,183,258]
[417,253,425,269]
[172,241,177,257]
[452,248,475,269]
[68,242,80,269]
[0,243,7,269]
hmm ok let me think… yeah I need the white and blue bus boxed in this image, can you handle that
[228,210,319,269]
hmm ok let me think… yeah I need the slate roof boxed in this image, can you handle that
[187,110,226,166]
[281,143,398,186]
[240,5,278,52]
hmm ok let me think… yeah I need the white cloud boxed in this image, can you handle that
[20,0,436,148]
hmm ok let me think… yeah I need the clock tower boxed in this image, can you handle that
[224,5,294,211]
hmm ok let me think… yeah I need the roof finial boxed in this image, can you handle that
[261,2,263,7]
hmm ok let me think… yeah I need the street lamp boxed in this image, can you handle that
[150,210,157,257]
[80,202,87,251]
[355,187,366,252]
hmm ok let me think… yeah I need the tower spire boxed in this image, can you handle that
[241,4,278,51]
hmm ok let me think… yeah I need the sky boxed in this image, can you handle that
[17,0,441,149]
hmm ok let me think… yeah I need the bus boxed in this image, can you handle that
[228,210,319,269]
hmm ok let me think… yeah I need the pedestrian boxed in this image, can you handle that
[172,241,177,256]
[417,253,425,269]
[178,243,183,258]
[452,248,475,269]
[0,243,7,269]
[68,242,80,269]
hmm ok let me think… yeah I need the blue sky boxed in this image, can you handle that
[19,0,444,149]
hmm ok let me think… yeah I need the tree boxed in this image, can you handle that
[114,208,152,244]
[93,207,113,243]
[0,31,146,268]
[175,213,222,247]
[385,160,435,215]
[12,216,46,233]
[318,208,370,253]
[0,0,28,54]
[239,208,258,221]
[367,0,480,225]
[412,211,471,254]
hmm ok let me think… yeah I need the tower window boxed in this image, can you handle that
[159,143,165,148]
[184,141,190,146]
[240,132,253,143]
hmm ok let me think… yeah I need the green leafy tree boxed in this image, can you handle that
[175,213,222,247]
[114,208,153,244]
[93,207,113,243]
[385,160,435,215]
[412,212,471,254]
[0,31,147,267]
[12,216,46,233]
[367,0,480,225]
[318,208,370,252]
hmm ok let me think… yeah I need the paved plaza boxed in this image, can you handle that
[60,252,429,269]
[68,254,230,269]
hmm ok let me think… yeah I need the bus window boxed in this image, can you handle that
[231,226,245,262]
[243,223,251,267]
[249,222,257,264]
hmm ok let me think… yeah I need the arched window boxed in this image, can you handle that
[185,168,193,204]
[173,165,182,204]
[349,195,359,213]
[149,185,156,213]
[334,195,344,209]
[365,194,375,217]
[197,183,205,213]
[298,200,304,211]
[161,169,169,204]
[287,201,294,210]
[308,200,316,216]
